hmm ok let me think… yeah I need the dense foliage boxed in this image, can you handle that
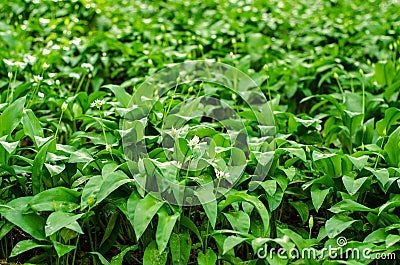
[0,0,399,264]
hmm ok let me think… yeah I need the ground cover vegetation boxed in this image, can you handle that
[0,0,399,264]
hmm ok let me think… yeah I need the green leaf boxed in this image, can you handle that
[105,84,131,108]
[325,214,356,238]
[289,201,309,223]
[32,138,55,194]
[195,184,217,229]
[53,241,76,258]
[342,175,368,196]
[10,240,50,258]
[384,126,400,167]
[45,212,84,237]
[143,241,168,265]
[0,197,46,240]
[219,191,270,237]
[198,249,217,265]
[0,96,26,137]
[22,109,44,146]
[329,199,374,214]
[180,216,203,245]
[385,234,400,248]
[311,185,330,212]
[110,245,138,265]
[312,151,342,178]
[97,170,133,205]
[378,195,400,215]
[223,236,247,255]
[224,211,251,233]
[89,252,110,265]
[81,175,102,210]
[170,232,191,265]
[260,180,277,197]
[345,155,369,170]
[30,187,81,212]
[0,135,19,154]
[376,107,400,136]
[374,61,395,86]
[133,194,164,240]
[156,207,179,253]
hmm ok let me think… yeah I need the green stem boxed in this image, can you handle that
[54,110,64,141]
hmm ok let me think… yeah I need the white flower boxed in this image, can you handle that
[171,126,180,137]
[61,102,68,111]
[33,75,43,83]
[14,61,27,69]
[8,72,12,79]
[55,80,60,86]
[42,48,51,55]
[81,63,94,72]
[106,144,112,153]
[70,38,81,46]
[38,92,45,98]
[39,18,50,24]
[43,62,50,69]
[24,55,37,64]
[69,73,80,79]
[188,135,200,148]
[91,99,106,109]
[3,59,14,67]
[48,73,56,78]
[215,169,230,179]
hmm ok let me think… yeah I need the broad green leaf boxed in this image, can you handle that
[53,241,76,258]
[156,207,179,253]
[224,211,251,233]
[105,84,130,108]
[0,135,18,154]
[378,195,400,215]
[30,187,81,212]
[329,199,374,214]
[97,170,133,204]
[385,234,400,248]
[32,138,55,194]
[0,96,26,137]
[261,180,277,197]
[384,126,400,167]
[110,245,138,265]
[376,107,400,136]
[180,216,203,245]
[289,201,309,223]
[133,194,164,240]
[10,240,50,258]
[325,214,356,238]
[143,241,168,265]
[312,151,342,178]
[195,184,217,229]
[219,191,270,237]
[22,109,44,146]
[0,197,46,240]
[311,185,330,212]
[0,221,14,240]
[198,249,217,265]
[45,212,83,237]
[170,232,191,265]
[281,148,306,162]
[223,236,247,255]
[89,252,110,265]
[342,175,368,196]
[81,175,102,209]
[345,155,369,170]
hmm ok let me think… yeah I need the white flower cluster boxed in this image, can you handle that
[91,99,106,109]
[188,135,200,148]
[215,169,230,179]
